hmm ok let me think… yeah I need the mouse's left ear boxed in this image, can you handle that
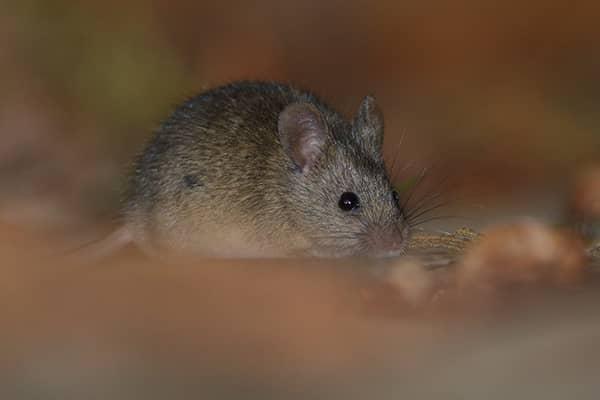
[278,102,328,174]
[354,95,384,156]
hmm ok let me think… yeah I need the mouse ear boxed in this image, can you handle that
[354,95,384,156]
[278,102,328,173]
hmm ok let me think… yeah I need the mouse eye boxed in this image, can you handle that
[338,192,360,211]
[392,190,401,209]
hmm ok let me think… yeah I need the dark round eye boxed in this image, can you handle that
[338,192,360,211]
[392,190,401,209]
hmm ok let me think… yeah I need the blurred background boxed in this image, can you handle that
[1,1,600,398]
[2,0,599,235]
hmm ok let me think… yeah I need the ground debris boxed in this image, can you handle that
[405,227,480,269]
[407,227,481,254]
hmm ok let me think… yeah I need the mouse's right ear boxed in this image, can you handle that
[278,102,328,173]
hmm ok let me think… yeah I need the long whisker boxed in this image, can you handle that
[404,175,466,220]
[389,159,418,184]
[407,191,471,222]
[399,166,429,212]
[405,190,447,218]
[408,215,464,227]
[405,194,450,218]
[406,201,450,223]
[409,216,450,227]
[387,149,401,180]
[403,167,457,208]
[386,130,407,180]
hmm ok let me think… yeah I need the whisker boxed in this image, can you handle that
[408,215,464,227]
[388,151,401,180]
[401,167,458,209]
[405,195,450,218]
[404,190,447,217]
[403,174,467,221]
[386,130,407,179]
[390,160,416,183]
[406,201,450,223]
[407,192,470,222]
[399,166,430,213]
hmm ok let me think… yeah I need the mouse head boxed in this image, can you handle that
[278,96,410,258]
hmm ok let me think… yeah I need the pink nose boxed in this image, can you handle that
[370,228,406,256]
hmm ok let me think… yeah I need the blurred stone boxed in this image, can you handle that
[384,258,436,306]
[457,220,587,292]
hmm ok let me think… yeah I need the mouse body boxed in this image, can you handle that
[123,81,409,258]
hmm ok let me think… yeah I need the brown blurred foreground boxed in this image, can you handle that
[1,221,599,399]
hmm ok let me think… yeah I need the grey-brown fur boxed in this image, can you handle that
[124,81,408,257]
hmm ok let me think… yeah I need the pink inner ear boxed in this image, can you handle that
[299,132,324,171]
[278,103,327,173]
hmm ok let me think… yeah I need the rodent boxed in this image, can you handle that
[120,81,409,258]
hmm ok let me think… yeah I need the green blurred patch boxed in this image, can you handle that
[395,176,420,195]
[13,0,192,151]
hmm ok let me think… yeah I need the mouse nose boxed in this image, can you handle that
[369,225,408,257]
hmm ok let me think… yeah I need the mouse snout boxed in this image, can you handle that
[367,224,409,258]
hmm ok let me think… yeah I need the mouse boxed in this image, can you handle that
[97,81,410,259]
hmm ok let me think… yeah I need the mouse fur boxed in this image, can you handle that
[123,81,409,258]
